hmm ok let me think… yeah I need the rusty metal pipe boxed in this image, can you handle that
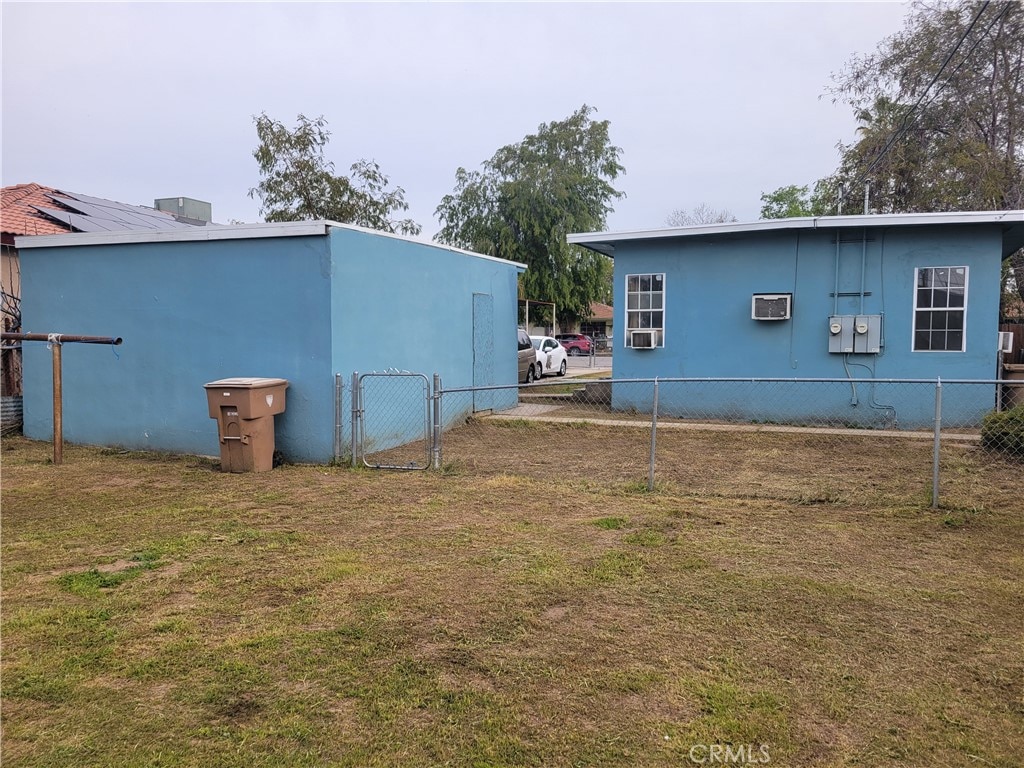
[2,333,122,345]
[52,342,62,465]
[3,331,122,465]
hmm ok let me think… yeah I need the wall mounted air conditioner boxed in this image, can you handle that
[998,331,1014,354]
[751,293,792,320]
[631,330,656,349]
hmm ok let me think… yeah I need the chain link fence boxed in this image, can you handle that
[344,373,1023,510]
[352,371,432,470]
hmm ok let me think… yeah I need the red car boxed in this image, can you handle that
[556,333,593,356]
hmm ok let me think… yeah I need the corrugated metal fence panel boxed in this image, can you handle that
[1,395,23,434]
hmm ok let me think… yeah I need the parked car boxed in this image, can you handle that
[531,335,568,377]
[518,327,537,383]
[556,333,593,356]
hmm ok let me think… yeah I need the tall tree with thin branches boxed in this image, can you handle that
[249,113,421,235]
[435,105,625,324]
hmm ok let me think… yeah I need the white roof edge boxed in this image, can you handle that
[16,220,331,248]
[327,220,528,270]
[14,217,528,269]
[568,210,1024,247]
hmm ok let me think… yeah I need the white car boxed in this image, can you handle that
[531,335,568,378]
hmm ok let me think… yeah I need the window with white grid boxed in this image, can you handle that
[913,266,967,352]
[625,273,665,347]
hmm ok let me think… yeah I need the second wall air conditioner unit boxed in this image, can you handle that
[752,293,792,320]
[999,331,1014,354]
[631,330,656,349]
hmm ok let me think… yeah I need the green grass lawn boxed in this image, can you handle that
[2,434,1022,767]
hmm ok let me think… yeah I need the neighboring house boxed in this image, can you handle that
[2,184,71,403]
[569,211,1024,427]
[16,221,524,461]
[523,301,614,343]
[1,184,209,404]
[580,301,613,347]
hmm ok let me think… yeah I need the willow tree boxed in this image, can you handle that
[434,105,624,325]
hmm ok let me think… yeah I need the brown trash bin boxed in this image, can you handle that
[204,377,289,472]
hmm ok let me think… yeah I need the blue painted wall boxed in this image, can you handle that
[610,223,1005,426]
[21,235,334,459]
[328,228,519,386]
[19,226,522,461]
[327,228,521,452]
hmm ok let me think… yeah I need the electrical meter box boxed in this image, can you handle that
[854,315,882,354]
[828,316,854,353]
[829,315,882,354]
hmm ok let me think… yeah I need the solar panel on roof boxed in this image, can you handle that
[64,192,190,223]
[43,193,194,231]
[61,191,161,214]
[47,196,133,223]
[56,194,160,222]
[48,195,188,230]
[32,206,121,233]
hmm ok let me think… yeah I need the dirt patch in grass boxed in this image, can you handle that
[3,434,1023,767]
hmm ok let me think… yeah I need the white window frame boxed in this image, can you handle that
[912,266,968,352]
[624,273,665,348]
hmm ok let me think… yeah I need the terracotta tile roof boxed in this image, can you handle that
[2,183,200,245]
[588,301,614,320]
[1,183,73,237]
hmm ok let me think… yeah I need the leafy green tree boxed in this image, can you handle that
[759,185,813,219]
[434,105,624,325]
[249,113,420,235]
[666,203,736,226]
[773,2,1024,300]
[827,0,1023,214]
[759,180,843,218]
[828,1,1024,303]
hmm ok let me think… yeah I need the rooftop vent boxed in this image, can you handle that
[154,196,212,225]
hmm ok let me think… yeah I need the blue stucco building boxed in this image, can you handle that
[17,221,524,461]
[570,211,1024,427]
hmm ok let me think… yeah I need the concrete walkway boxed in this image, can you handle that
[557,356,611,378]
[488,408,980,442]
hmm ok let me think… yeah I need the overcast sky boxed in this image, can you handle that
[2,1,909,236]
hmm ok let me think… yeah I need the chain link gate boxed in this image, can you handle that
[354,371,432,470]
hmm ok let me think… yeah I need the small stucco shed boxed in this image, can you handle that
[16,221,524,461]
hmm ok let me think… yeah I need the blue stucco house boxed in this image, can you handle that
[569,211,1024,427]
[16,221,524,461]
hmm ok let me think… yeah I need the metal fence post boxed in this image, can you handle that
[350,372,360,468]
[931,377,942,509]
[52,340,63,466]
[996,349,1004,412]
[648,377,659,491]
[432,373,442,470]
[333,373,342,462]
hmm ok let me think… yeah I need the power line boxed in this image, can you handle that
[844,0,1009,210]
[864,1,992,175]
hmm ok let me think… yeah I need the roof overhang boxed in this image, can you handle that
[568,210,1024,258]
[15,220,332,249]
[14,219,528,270]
